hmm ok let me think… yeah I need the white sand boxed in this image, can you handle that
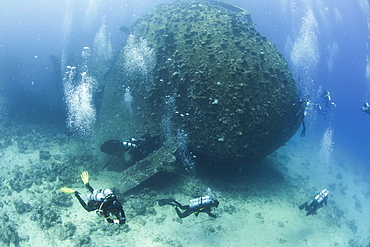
[0,124,369,247]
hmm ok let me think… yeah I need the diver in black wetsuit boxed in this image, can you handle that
[100,134,162,169]
[299,189,329,216]
[361,102,370,115]
[159,189,219,219]
[60,171,126,224]
[294,95,310,137]
[320,90,336,110]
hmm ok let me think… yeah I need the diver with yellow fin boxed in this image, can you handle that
[60,171,126,224]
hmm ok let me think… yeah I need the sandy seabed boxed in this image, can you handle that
[0,123,368,247]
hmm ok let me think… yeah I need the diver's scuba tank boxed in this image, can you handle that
[314,189,329,203]
[122,137,148,153]
[189,195,213,208]
[188,188,217,208]
[87,189,114,202]
[122,138,139,149]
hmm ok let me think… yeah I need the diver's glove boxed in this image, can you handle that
[74,191,80,197]
[81,171,89,185]
[109,218,126,224]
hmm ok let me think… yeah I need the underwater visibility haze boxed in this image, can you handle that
[0,0,369,246]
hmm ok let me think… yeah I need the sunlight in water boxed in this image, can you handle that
[366,44,370,100]
[121,34,156,91]
[91,20,113,78]
[290,8,320,95]
[63,47,97,137]
[319,126,334,167]
[83,0,103,30]
[161,96,196,172]
[122,86,133,115]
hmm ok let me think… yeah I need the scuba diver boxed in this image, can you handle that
[294,95,310,137]
[60,171,126,224]
[100,137,146,155]
[299,189,330,216]
[294,96,330,136]
[100,134,162,170]
[320,90,337,110]
[158,188,219,219]
[361,102,370,115]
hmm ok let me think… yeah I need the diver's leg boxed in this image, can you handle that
[300,120,306,137]
[175,207,193,219]
[158,199,177,206]
[174,201,189,210]
[298,202,308,210]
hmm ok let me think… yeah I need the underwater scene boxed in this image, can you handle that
[0,0,369,246]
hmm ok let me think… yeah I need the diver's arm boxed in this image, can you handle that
[205,208,217,218]
[74,191,95,212]
[114,201,126,224]
[85,183,94,193]
[106,217,126,224]
[324,197,328,205]
[119,205,127,221]
[105,200,126,224]
[207,211,217,218]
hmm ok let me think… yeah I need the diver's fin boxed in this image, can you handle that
[306,210,316,216]
[298,202,307,210]
[158,199,176,206]
[81,171,89,185]
[59,187,76,194]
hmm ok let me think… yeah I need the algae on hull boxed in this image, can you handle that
[101,1,302,168]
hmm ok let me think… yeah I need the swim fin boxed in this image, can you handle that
[158,198,176,207]
[59,187,76,194]
[298,202,307,210]
[81,171,89,185]
[306,210,317,216]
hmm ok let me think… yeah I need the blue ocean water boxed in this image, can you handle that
[240,0,370,172]
[1,1,370,245]
[0,1,369,179]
